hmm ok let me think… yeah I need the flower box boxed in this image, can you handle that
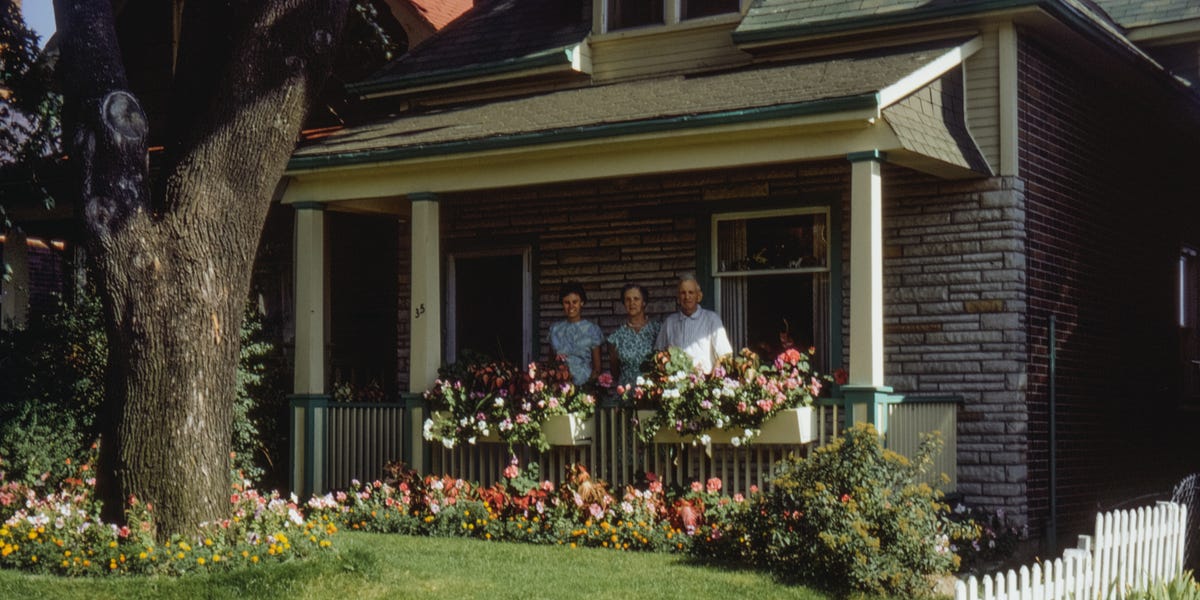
[542,414,593,446]
[433,412,592,446]
[638,407,816,445]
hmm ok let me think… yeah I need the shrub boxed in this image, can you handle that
[0,290,287,488]
[1126,572,1200,600]
[947,501,1026,574]
[0,292,104,484]
[741,423,975,597]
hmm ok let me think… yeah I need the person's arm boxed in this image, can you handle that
[590,345,602,381]
[712,314,734,362]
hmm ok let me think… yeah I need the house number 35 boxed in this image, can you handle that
[414,303,426,319]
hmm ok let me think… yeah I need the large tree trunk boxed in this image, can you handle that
[55,0,348,535]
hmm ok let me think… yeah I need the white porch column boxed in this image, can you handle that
[848,151,886,387]
[408,193,441,471]
[293,203,329,395]
[408,192,441,393]
[844,151,895,433]
[291,202,330,496]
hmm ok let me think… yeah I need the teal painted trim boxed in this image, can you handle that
[735,1,1045,45]
[346,47,577,97]
[409,192,438,203]
[734,0,1160,90]
[289,394,330,497]
[840,386,897,432]
[287,93,880,172]
[292,202,327,210]
[399,392,423,466]
[828,194,844,381]
[846,150,887,163]
[899,394,964,404]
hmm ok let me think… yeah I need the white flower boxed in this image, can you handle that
[467,436,477,445]
[700,434,711,446]
[715,418,725,429]
[494,397,505,407]
[731,436,741,447]
[636,376,645,386]
[441,438,456,449]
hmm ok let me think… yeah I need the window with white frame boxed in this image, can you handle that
[711,208,831,366]
[606,0,741,31]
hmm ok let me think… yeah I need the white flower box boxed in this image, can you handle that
[639,406,816,445]
[542,413,594,446]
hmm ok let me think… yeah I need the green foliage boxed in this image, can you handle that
[0,291,287,487]
[741,423,975,597]
[0,2,61,166]
[1126,572,1200,600]
[0,293,105,483]
[947,501,1026,574]
[628,347,826,446]
[423,356,597,452]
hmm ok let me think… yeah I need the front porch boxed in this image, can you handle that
[290,394,960,497]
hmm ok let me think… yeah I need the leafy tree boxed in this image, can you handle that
[54,0,350,536]
[0,2,59,166]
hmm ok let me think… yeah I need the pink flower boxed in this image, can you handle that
[503,465,519,479]
[541,480,555,493]
[649,481,663,494]
[691,481,703,493]
[749,485,759,494]
[733,493,745,503]
[598,373,613,388]
[706,478,722,494]
[588,503,605,519]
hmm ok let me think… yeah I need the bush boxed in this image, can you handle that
[1126,572,1200,600]
[741,423,975,597]
[0,292,105,484]
[0,290,287,488]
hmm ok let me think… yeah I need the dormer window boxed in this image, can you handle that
[606,0,741,32]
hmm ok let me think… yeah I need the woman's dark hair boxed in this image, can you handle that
[620,283,649,303]
[560,281,588,303]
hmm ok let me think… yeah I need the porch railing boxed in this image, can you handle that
[291,395,960,497]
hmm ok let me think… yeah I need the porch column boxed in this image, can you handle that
[0,230,30,329]
[843,151,895,433]
[291,202,329,496]
[409,192,441,471]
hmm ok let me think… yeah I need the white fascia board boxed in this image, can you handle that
[877,36,982,109]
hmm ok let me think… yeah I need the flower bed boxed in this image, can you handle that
[625,347,828,447]
[423,358,597,452]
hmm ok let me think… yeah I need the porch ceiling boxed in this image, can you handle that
[284,37,989,205]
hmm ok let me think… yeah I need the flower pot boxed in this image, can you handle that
[639,407,816,445]
[543,413,594,446]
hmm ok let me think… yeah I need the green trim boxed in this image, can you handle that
[287,94,880,172]
[288,394,330,497]
[828,194,844,376]
[409,192,439,203]
[291,202,327,210]
[846,150,887,163]
[899,394,964,404]
[733,0,1157,86]
[733,1,1041,44]
[346,47,577,97]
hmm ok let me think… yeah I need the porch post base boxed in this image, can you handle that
[289,394,330,498]
[839,385,902,436]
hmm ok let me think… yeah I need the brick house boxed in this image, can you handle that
[290,0,1200,540]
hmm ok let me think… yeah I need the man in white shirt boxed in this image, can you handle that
[655,275,733,373]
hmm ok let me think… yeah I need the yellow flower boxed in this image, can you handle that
[251,555,259,563]
[197,557,206,565]
[139,552,148,560]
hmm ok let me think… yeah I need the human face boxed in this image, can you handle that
[677,280,703,316]
[623,288,645,319]
[561,292,584,322]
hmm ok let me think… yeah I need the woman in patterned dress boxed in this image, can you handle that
[607,283,661,390]
[548,281,603,386]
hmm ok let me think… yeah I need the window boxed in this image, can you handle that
[1180,246,1200,402]
[446,249,533,365]
[711,208,830,366]
[606,0,741,31]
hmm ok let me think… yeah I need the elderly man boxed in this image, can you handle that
[655,275,733,373]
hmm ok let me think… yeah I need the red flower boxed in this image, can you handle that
[833,368,849,385]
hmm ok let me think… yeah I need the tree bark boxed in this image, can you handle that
[55,0,349,536]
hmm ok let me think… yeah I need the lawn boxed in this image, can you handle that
[0,532,839,599]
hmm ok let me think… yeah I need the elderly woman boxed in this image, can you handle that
[548,281,603,386]
[607,283,661,389]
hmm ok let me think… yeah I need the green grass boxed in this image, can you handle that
[0,532,834,599]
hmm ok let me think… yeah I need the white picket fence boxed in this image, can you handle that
[955,502,1189,600]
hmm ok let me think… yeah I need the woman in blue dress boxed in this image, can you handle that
[548,281,603,386]
[607,283,661,390]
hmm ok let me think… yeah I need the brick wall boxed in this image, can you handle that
[881,169,1029,525]
[1018,33,1200,538]
[438,162,851,367]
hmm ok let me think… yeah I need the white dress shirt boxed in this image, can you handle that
[655,307,734,373]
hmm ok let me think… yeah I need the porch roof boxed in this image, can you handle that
[285,38,988,202]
